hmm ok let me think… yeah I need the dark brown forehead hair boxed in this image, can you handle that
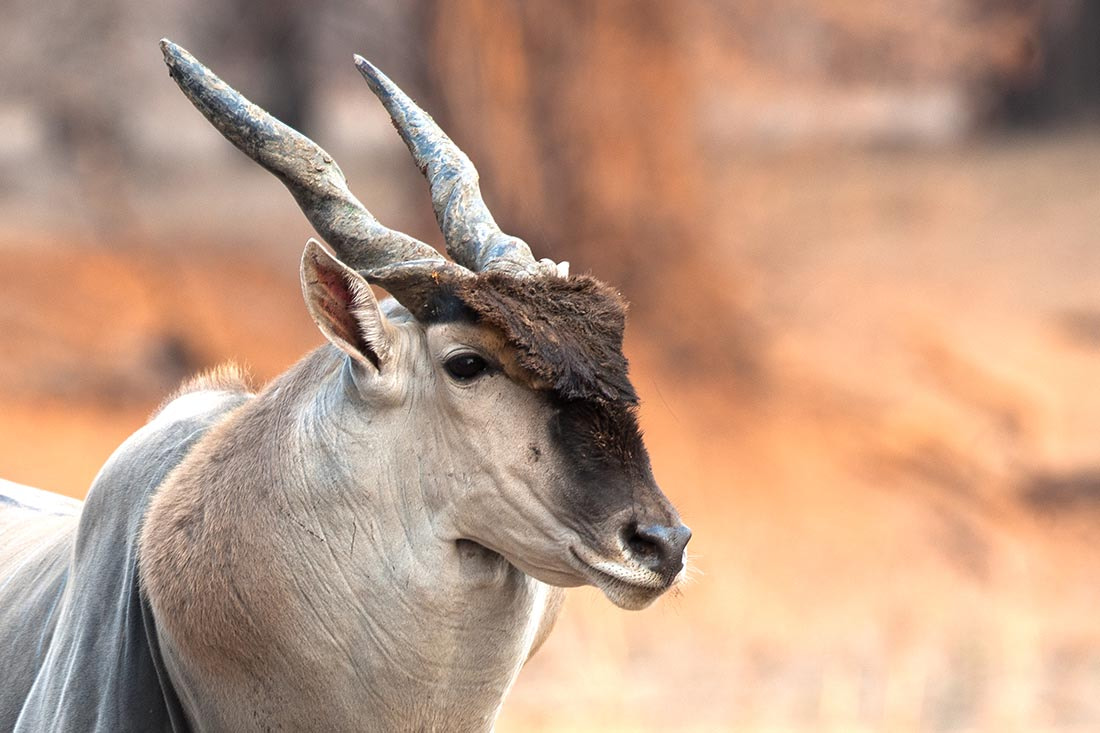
[462,273,638,406]
[419,271,639,407]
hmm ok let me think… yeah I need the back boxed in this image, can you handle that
[0,389,250,732]
[0,481,80,730]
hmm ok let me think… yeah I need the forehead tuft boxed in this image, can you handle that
[452,272,638,405]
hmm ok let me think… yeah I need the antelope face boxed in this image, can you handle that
[416,316,690,610]
[303,245,690,609]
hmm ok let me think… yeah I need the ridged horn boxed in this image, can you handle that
[353,56,547,276]
[160,39,455,273]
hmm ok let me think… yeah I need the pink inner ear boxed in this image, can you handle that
[315,262,354,306]
[311,260,377,367]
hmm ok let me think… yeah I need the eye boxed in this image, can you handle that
[444,352,490,382]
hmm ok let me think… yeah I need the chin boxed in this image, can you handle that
[596,579,668,610]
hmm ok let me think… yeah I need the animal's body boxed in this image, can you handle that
[0,40,690,731]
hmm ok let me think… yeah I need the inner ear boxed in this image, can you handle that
[301,239,391,370]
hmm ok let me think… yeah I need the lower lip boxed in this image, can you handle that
[569,547,658,593]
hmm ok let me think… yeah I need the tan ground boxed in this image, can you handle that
[3,132,1100,731]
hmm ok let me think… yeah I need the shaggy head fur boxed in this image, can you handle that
[372,267,637,407]
[454,273,636,406]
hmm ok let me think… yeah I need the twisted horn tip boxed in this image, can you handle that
[353,55,397,99]
[159,38,186,67]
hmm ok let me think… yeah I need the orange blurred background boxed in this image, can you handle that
[3,1,1100,730]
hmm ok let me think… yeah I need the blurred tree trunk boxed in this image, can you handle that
[412,0,762,385]
[995,0,1100,125]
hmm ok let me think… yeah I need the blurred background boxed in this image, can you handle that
[2,0,1099,730]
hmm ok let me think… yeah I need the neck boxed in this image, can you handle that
[140,346,561,732]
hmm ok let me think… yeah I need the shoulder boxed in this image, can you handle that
[84,375,253,516]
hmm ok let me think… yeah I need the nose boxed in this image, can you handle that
[621,522,692,580]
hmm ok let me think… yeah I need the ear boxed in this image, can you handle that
[301,239,392,370]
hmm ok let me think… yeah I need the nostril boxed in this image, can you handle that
[621,522,691,576]
[622,523,663,563]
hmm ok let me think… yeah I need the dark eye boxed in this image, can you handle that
[444,353,489,382]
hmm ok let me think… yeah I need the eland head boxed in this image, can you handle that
[157,41,691,611]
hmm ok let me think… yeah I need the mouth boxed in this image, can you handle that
[568,545,678,611]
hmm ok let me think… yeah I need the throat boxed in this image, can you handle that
[455,538,516,588]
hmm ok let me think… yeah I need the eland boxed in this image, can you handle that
[0,40,691,732]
